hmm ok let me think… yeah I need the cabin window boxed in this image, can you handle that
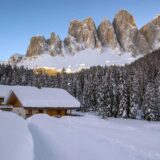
[39,109,43,113]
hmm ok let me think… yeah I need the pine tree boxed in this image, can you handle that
[142,81,159,121]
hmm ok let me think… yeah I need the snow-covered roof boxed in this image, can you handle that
[0,85,13,98]
[4,85,80,108]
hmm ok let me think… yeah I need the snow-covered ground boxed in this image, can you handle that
[16,48,140,72]
[0,111,34,160]
[28,114,160,160]
[0,111,160,160]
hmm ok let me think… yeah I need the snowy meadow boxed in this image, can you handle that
[0,111,160,160]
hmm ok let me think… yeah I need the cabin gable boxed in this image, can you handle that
[6,92,22,108]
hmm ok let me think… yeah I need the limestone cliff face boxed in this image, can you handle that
[27,24,93,57]
[140,16,160,51]
[64,36,78,54]
[97,19,121,51]
[113,10,150,55]
[64,17,102,54]
[26,36,48,57]
[26,33,63,57]
[8,54,24,65]
[49,32,63,56]
[22,10,160,60]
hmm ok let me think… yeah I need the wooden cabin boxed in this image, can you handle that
[1,85,80,118]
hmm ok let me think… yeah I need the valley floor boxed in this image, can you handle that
[0,111,160,160]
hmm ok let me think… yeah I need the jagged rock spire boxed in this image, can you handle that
[140,15,160,51]
[97,18,121,51]
[113,10,150,55]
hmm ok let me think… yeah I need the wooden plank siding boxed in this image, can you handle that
[6,92,22,108]
[25,108,69,117]
[47,109,66,116]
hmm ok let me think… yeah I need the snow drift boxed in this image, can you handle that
[28,114,160,160]
[0,111,160,160]
[0,111,34,160]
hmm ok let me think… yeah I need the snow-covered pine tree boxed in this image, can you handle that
[117,68,128,118]
[142,81,159,121]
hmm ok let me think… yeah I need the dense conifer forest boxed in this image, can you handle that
[1,50,160,121]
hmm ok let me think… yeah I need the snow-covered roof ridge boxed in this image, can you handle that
[2,85,80,108]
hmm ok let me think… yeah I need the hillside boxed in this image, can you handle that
[16,48,140,72]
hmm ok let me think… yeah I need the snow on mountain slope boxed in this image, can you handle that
[17,48,140,72]
[0,111,34,160]
[28,114,160,160]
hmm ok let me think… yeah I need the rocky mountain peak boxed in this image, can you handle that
[97,19,121,52]
[140,15,160,51]
[8,53,24,65]
[114,10,136,27]
[113,10,150,55]
[26,33,63,57]
[49,32,63,56]
[23,10,160,59]
[26,35,48,57]
[83,17,97,33]
[64,17,102,54]
[68,20,83,38]
[49,32,61,44]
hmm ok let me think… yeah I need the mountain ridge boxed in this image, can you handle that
[5,9,160,71]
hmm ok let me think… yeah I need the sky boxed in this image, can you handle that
[0,0,160,60]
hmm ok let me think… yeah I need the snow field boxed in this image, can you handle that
[0,111,160,160]
[17,48,140,72]
[0,111,34,160]
[28,114,160,160]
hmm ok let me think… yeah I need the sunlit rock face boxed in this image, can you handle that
[26,36,48,57]
[48,32,63,56]
[16,9,160,62]
[140,16,160,51]
[113,10,150,56]
[97,19,121,52]
[64,17,102,54]
[8,54,24,65]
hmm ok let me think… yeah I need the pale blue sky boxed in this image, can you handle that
[0,0,160,60]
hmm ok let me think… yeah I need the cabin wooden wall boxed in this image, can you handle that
[7,93,22,107]
[6,93,25,117]
[46,109,66,116]
[13,108,26,118]
[25,108,68,117]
